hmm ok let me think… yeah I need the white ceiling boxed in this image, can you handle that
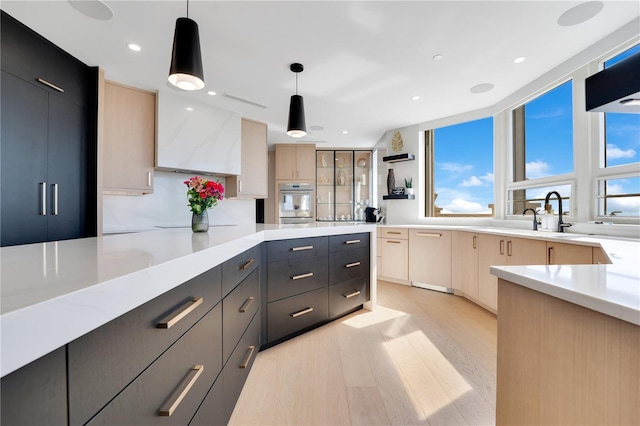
[2,1,639,149]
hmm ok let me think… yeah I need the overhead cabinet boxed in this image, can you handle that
[226,118,268,198]
[103,81,155,194]
[275,144,315,180]
[156,91,241,175]
[0,11,97,247]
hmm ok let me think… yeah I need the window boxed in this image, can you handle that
[424,117,494,217]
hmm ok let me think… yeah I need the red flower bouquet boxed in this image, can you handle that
[184,176,224,215]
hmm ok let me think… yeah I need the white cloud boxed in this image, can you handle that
[481,172,494,183]
[461,176,483,187]
[605,197,640,216]
[442,198,492,214]
[526,159,550,178]
[606,144,636,160]
[440,162,473,173]
[606,183,624,194]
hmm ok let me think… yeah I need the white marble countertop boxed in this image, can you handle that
[0,223,375,377]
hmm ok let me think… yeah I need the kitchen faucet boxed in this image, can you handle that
[544,191,572,232]
[522,208,541,230]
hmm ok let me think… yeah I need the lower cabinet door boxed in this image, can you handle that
[87,304,222,425]
[267,287,329,342]
[222,312,261,422]
[189,374,224,426]
[267,255,328,302]
[328,277,369,318]
[0,347,67,425]
[329,247,369,285]
[223,268,260,364]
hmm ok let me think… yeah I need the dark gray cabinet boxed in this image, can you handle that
[0,11,96,247]
[0,347,67,426]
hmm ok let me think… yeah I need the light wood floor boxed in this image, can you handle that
[230,281,497,425]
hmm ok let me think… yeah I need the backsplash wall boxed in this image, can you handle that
[103,171,255,233]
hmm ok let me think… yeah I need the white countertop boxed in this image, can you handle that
[0,223,375,377]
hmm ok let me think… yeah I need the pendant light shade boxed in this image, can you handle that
[287,63,307,138]
[168,15,204,91]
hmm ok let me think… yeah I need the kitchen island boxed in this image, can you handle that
[0,223,376,378]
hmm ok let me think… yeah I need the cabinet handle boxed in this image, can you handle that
[344,290,361,299]
[156,297,203,329]
[52,184,59,215]
[507,240,512,257]
[147,171,152,187]
[37,78,64,93]
[387,231,402,235]
[240,346,255,369]
[239,296,255,313]
[345,239,361,244]
[346,261,361,268]
[548,246,553,264]
[40,182,47,216]
[499,240,505,255]
[240,258,255,270]
[158,365,204,416]
[386,240,401,244]
[239,179,243,193]
[291,245,313,252]
[290,307,314,318]
[292,272,314,280]
[473,235,477,249]
[416,232,441,237]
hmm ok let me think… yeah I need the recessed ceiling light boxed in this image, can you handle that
[127,43,141,52]
[68,0,114,20]
[342,130,349,134]
[432,54,444,61]
[186,107,193,111]
[411,95,420,101]
[557,1,604,27]
[207,91,217,96]
[513,56,526,64]
[470,83,494,94]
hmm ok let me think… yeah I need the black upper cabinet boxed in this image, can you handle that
[0,11,96,246]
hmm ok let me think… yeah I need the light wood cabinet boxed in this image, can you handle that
[226,118,268,198]
[452,232,479,298]
[592,247,611,264]
[275,144,315,180]
[408,229,451,288]
[547,241,593,265]
[378,228,409,282]
[478,235,546,312]
[103,81,155,194]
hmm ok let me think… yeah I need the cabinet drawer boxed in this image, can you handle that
[379,227,408,239]
[267,236,328,262]
[328,232,370,253]
[222,244,260,297]
[189,373,224,426]
[329,277,369,318]
[68,266,221,425]
[222,311,261,422]
[267,255,328,302]
[223,268,260,363]
[87,304,222,425]
[267,287,329,342]
[329,247,370,285]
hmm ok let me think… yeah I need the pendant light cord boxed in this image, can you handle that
[295,73,299,95]
[186,0,189,18]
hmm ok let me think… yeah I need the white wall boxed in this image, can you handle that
[103,171,255,233]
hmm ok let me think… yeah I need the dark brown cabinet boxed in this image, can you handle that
[0,11,96,247]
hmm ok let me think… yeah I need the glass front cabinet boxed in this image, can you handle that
[316,150,372,222]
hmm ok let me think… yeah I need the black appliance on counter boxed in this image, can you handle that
[364,207,379,223]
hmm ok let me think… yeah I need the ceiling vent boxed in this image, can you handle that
[220,93,267,109]
[585,51,640,114]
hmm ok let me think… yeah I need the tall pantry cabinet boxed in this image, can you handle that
[0,11,97,246]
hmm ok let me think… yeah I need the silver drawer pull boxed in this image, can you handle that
[291,245,314,252]
[240,258,255,270]
[416,232,441,237]
[239,296,255,313]
[40,182,47,216]
[156,297,203,329]
[344,290,361,299]
[240,346,255,369]
[346,262,361,268]
[290,307,314,318]
[158,365,204,416]
[37,78,64,93]
[52,184,59,216]
[292,272,314,280]
[345,239,361,244]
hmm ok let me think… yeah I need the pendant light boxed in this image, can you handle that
[287,63,307,138]
[168,0,205,91]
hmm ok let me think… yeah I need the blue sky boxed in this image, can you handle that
[433,43,639,216]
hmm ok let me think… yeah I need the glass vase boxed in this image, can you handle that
[191,210,209,233]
